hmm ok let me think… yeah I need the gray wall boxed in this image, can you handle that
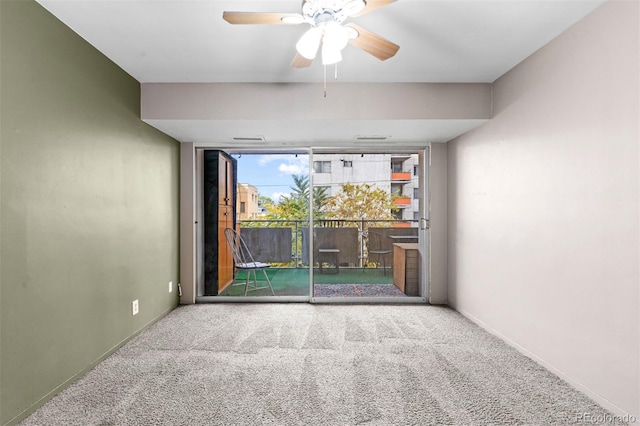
[0,1,180,425]
[447,0,638,418]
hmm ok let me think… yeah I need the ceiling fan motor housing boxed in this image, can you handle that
[302,0,366,24]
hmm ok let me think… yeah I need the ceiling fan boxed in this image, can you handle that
[223,0,400,68]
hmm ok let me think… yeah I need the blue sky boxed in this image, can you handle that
[235,154,310,202]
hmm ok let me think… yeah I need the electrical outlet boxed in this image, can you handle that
[169,281,173,293]
[132,299,139,316]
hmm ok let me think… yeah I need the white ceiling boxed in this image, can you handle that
[36,0,604,144]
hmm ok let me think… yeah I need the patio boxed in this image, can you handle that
[218,267,404,297]
[212,219,421,298]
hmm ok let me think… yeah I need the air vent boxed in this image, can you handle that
[354,135,390,142]
[232,136,266,142]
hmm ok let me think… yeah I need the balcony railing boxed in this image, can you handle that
[391,172,411,181]
[392,197,412,207]
[237,219,419,268]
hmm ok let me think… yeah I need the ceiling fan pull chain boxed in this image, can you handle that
[324,64,327,98]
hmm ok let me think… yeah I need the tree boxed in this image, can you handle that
[290,174,308,199]
[312,186,328,217]
[322,183,397,227]
[258,195,273,208]
[262,174,328,222]
[257,174,328,266]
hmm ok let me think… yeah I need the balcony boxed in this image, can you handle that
[391,172,411,181]
[391,221,412,228]
[235,219,418,266]
[392,197,412,208]
[215,218,420,297]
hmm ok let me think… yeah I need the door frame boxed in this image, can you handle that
[188,146,431,304]
[308,147,429,304]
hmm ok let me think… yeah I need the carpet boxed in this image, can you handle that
[20,304,625,425]
[313,283,406,297]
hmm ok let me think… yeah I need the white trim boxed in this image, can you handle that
[179,143,196,304]
[420,147,430,303]
[197,296,310,303]
[309,149,315,298]
[312,297,428,304]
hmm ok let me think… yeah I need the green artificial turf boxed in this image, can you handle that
[218,267,393,297]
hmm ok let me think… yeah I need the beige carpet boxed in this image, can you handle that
[20,304,625,425]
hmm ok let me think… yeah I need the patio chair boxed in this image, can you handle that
[224,228,275,296]
[314,228,342,274]
[364,231,393,275]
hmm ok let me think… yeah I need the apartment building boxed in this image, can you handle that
[236,183,260,221]
[312,153,420,222]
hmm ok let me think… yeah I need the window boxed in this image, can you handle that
[240,201,246,213]
[313,161,331,173]
[413,212,421,221]
[343,160,352,167]
[414,165,419,176]
[413,188,420,199]
[391,162,403,173]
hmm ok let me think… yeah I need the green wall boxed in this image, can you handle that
[0,1,180,424]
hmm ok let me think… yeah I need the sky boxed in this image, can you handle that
[235,154,310,202]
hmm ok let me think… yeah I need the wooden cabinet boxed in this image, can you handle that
[393,243,420,296]
[204,151,237,295]
[218,155,233,206]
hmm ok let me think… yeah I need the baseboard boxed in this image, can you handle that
[3,306,176,426]
[454,306,635,420]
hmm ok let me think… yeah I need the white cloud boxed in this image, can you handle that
[270,192,289,202]
[278,163,304,175]
[257,155,275,166]
[258,154,293,165]
[258,154,309,174]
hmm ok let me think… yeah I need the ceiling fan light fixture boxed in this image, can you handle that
[321,42,342,65]
[323,21,350,51]
[296,27,322,59]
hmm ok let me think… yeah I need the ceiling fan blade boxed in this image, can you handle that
[291,53,313,68]
[223,12,304,25]
[345,23,399,61]
[351,0,397,17]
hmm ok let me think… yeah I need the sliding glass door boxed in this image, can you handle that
[310,150,428,302]
[195,148,429,303]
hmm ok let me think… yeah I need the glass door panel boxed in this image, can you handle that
[310,151,426,300]
[197,151,311,298]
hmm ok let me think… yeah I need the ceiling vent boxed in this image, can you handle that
[354,135,390,142]
[232,136,266,143]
